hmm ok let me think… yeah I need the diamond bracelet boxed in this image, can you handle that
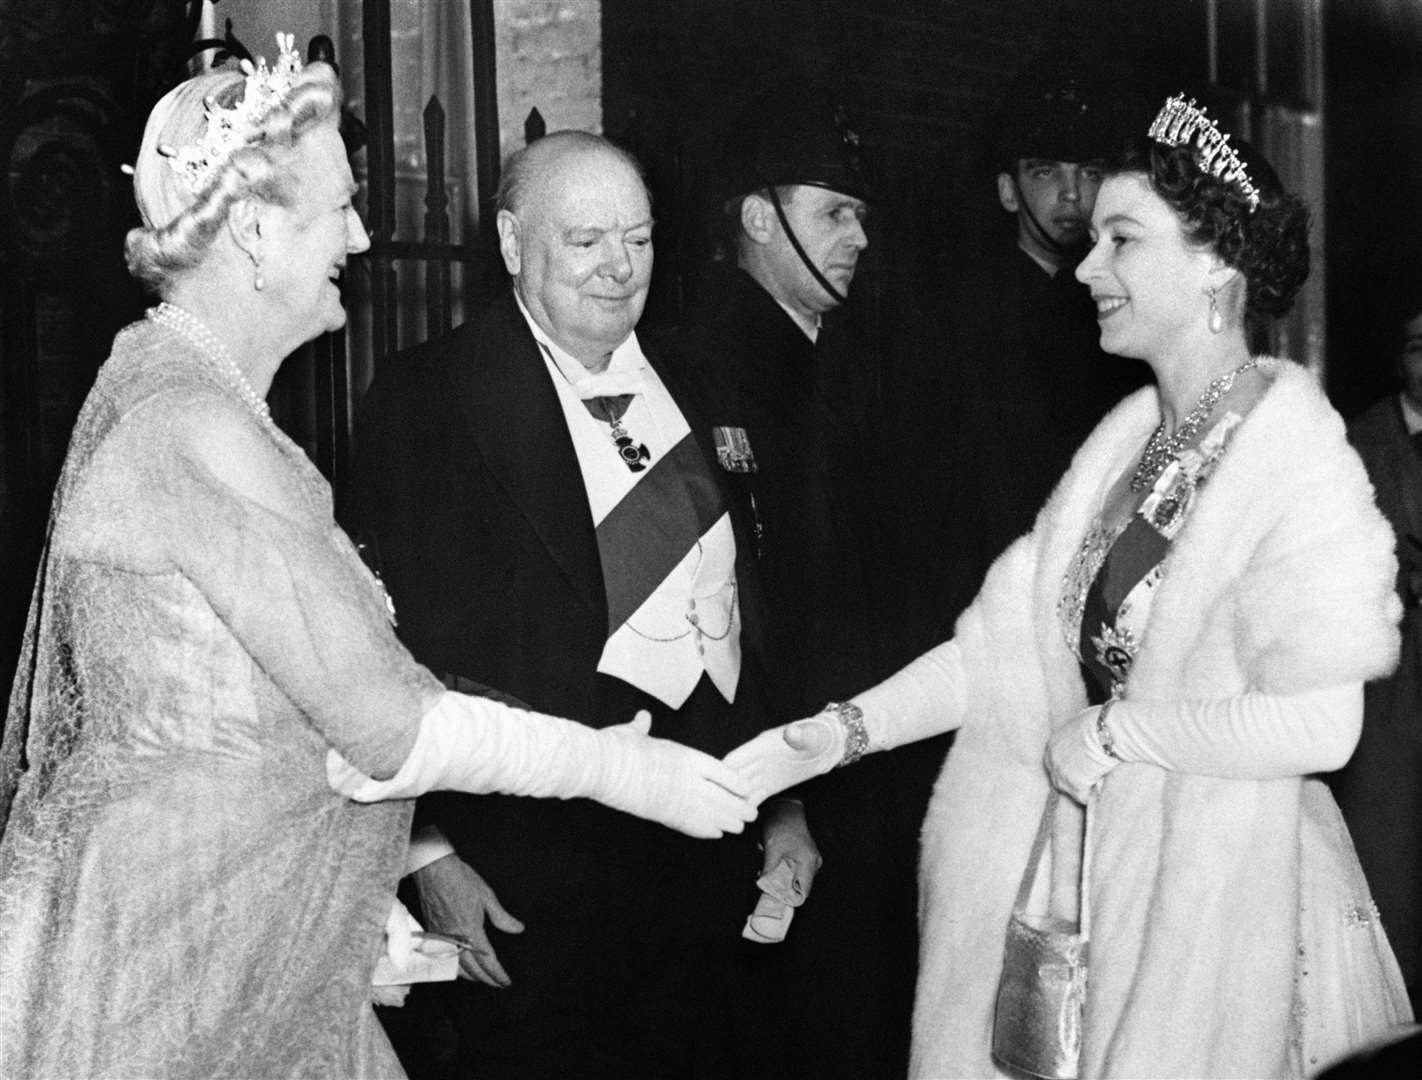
[823,701,869,768]
[1096,699,1121,761]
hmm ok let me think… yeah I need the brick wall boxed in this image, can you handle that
[215,0,604,198]
[496,0,603,152]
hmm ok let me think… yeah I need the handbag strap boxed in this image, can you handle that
[1012,789,1059,912]
[1080,791,1095,941]
[1013,789,1097,942]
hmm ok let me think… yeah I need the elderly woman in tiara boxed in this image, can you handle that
[728,94,1414,1077]
[0,36,755,1080]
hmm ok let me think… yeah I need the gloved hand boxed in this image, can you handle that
[723,640,971,806]
[1045,704,1118,804]
[328,694,756,839]
[722,714,843,807]
[587,711,758,838]
[1046,683,1363,796]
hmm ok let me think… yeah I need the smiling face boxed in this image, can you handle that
[999,158,1104,267]
[260,124,370,340]
[1074,173,1219,364]
[498,145,653,370]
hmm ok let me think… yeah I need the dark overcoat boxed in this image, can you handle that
[1336,394,1422,1009]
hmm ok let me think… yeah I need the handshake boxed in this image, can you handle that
[592,705,858,839]
[575,706,858,841]
[577,702,862,840]
[721,703,859,805]
[329,693,865,846]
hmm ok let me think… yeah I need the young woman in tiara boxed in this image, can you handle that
[0,36,753,1079]
[728,95,1415,1077]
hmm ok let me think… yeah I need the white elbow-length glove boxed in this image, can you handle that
[327,692,756,839]
[725,640,968,805]
[1046,682,1364,803]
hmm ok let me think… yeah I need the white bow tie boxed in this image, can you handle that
[572,366,646,400]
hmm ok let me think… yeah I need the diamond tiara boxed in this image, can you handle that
[158,32,304,194]
[1146,93,1261,211]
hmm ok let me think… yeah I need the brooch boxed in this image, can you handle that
[1091,622,1137,689]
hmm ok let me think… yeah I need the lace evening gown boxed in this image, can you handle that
[0,318,441,1078]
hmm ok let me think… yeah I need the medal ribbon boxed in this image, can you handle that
[594,430,727,636]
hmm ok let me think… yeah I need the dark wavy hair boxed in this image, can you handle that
[1112,135,1311,343]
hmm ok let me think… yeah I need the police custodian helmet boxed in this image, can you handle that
[718,78,873,206]
[990,52,1126,171]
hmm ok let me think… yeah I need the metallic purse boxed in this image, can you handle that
[992,790,1094,1080]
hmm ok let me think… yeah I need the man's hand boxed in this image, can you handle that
[413,854,524,987]
[371,899,421,1007]
[758,798,822,901]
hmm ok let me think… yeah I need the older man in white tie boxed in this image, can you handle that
[352,130,816,1080]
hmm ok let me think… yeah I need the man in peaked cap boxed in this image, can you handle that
[676,78,878,724]
[717,81,873,317]
[930,54,1149,624]
[667,80,924,1079]
[992,58,1120,275]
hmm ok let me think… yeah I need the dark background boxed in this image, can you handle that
[599,0,1422,413]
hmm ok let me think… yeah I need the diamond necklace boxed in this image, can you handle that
[147,302,274,426]
[1130,357,1259,493]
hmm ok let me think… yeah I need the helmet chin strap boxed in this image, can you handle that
[767,185,848,307]
[1013,178,1087,263]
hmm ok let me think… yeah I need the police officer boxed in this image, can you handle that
[670,81,921,1079]
[677,82,875,718]
[937,56,1150,621]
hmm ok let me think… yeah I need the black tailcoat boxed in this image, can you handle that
[352,290,769,1079]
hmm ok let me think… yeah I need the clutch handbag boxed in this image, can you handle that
[991,790,1094,1080]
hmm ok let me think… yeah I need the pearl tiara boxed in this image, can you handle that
[1146,93,1261,211]
[157,32,304,194]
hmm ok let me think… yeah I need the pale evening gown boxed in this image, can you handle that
[0,317,441,1078]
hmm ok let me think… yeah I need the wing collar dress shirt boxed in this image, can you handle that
[514,294,741,709]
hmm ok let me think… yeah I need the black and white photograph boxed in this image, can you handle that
[1,2,1419,1077]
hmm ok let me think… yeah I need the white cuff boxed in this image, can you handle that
[405,825,456,876]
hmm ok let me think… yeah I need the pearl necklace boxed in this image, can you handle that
[147,302,273,425]
[1130,358,1259,493]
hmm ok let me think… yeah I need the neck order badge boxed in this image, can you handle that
[585,395,652,472]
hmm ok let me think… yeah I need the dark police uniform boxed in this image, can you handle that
[935,243,1148,620]
[666,82,922,1080]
